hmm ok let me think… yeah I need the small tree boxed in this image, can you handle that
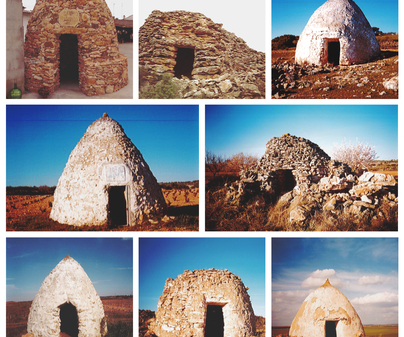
[205,151,226,178]
[332,139,378,173]
[226,152,259,173]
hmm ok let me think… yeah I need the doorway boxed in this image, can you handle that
[327,41,340,66]
[205,305,224,337]
[59,34,79,83]
[325,320,338,337]
[59,303,79,337]
[108,186,127,226]
[277,170,296,194]
[174,47,195,79]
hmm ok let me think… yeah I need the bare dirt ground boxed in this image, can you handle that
[6,296,133,337]
[272,47,398,99]
[6,188,199,231]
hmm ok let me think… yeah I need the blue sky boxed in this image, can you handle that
[139,238,266,317]
[272,0,398,38]
[6,105,199,186]
[6,238,133,301]
[272,238,398,326]
[205,105,398,161]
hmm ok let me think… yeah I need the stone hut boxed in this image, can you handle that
[24,0,128,96]
[139,10,265,99]
[226,133,397,225]
[289,279,365,337]
[27,255,107,337]
[295,0,381,66]
[50,113,166,226]
[150,269,256,337]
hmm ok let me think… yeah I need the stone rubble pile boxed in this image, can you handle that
[226,134,397,226]
[150,269,256,337]
[272,58,398,98]
[139,10,265,99]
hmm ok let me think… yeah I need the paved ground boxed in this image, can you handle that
[22,43,133,99]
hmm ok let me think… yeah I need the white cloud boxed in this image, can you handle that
[301,269,339,288]
[310,269,336,278]
[352,292,398,305]
[358,275,391,285]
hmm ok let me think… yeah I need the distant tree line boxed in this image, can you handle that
[205,151,259,178]
[6,186,56,195]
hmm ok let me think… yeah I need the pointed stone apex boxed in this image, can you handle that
[102,112,109,118]
[63,254,71,261]
[322,278,331,287]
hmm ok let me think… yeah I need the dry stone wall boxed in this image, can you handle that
[226,134,397,226]
[295,0,380,66]
[150,269,256,337]
[27,255,107,337]
[50,113,166,226]
[24,0,128,96]
[139,10,265,99]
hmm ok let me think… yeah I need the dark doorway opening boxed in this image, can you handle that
[59,34,79,83]
[328,41,340,66]
[278,170,296,194]
[174,47,195,79]
[109,186,127,226]
[205,305,224,337]
[325,320,338,337]
[59,303,79,337]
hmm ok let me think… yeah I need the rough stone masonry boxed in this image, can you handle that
[24,0,128,96]
[226,134,397,226]
[139,10,265,99]
[150,269,256,337]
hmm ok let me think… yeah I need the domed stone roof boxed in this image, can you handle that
[27,255,107,337]
[151,269,256,337]
[289,279,365,337]
[295,0,380,66]
[50,113,166,226]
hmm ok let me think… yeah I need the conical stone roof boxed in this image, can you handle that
[27,255,107,337]
[50,113,166,226]
[295,0,380,65]
[289,279,365,337]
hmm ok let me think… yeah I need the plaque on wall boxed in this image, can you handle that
[105,165,126,182]
[59,9,80,27]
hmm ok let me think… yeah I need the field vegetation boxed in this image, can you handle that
[6,296,133,337]
[6,182,199,231]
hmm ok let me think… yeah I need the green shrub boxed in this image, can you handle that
[140,73,179,99]
[272,34,298,50]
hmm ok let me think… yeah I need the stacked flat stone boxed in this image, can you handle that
[139,10,265,99]
[150,269,256,337]
[27,255,107,337]
[24,0,128,96]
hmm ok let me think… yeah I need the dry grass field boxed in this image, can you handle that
[6,296,133,337]
[6,183,199,231]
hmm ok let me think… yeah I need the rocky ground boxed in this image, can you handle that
[272,49,398,99]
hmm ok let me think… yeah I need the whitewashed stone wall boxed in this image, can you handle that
[295,0,380,65]
[27,255,107,337]
[289,279,365,337]
[50,113,166,226]
[151,269,256,337]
